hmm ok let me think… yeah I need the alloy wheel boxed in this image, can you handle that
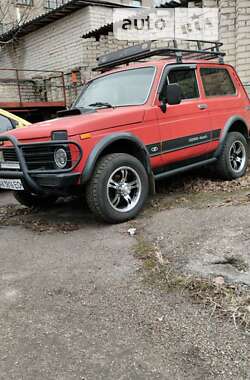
[107,166,142,213]
[229,140,246,173]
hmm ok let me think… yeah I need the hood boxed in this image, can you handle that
[4,107,145,142]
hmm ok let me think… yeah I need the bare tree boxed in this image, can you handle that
[0,0,54,43]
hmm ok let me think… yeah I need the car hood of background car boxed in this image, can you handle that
[3,107,145,141]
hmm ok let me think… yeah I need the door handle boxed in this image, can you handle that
[198,104,208,110]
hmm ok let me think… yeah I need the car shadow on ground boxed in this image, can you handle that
[0,194,101,233]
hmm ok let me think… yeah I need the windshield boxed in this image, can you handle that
[75,67,155,108]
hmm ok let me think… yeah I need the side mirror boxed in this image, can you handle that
[166,83,182,105]
[159,83,182,113]
[11,119,19,129]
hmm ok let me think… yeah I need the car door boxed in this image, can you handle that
[0,114,15,133]
[156,64,212,167]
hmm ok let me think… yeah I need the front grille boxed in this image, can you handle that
[1,145,72,171]
[23,146,56,170]
[2,148,17,162]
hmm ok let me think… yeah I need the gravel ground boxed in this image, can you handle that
[0,189,249,380]
[138,206,250,285]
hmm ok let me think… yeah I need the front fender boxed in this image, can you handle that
[81,132,155,192]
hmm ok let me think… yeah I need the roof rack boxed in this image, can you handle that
[93,40,225,71]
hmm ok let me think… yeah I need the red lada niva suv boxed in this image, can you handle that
[0,41,249,223]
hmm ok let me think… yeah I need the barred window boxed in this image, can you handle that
[0,23,15,34]
[44,0,67,9]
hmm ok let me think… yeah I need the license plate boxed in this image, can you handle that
[0,179,24,191]
[0,161,20,170]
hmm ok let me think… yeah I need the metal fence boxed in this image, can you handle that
[0,68,67,109]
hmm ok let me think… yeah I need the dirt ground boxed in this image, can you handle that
[0,170,250,380]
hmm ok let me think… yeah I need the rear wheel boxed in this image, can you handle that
[215,132,248,180]
[14,191,58,209]
[86,153,149,223]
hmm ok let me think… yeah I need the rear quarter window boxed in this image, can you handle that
[200,68,236,97]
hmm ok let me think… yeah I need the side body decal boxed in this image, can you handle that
[147,129,221,157]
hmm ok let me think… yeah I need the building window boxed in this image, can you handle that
[0,22,15,34]
[44,0,67,9]
[0,23,5,34]
[130,0,142,6]
[16,0,33,5]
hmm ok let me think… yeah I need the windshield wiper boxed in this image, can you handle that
[57,107,96,117]
[88,102,113,108]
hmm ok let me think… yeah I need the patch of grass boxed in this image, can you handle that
[134,239,158,271]
[134,236,250,331]
[134,239,155,260]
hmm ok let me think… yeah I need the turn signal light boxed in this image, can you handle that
[80,133,92,140]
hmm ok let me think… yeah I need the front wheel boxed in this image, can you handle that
[215,132,248,180]
[86,153,149,223]
[14,191,58,209]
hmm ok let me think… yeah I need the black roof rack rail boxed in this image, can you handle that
[93,40,225,72]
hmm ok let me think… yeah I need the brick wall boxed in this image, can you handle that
[0,6,113,73]
[218,0,237,67]
[80,0,250,85]
[235,0,250,83]
[201,0,250,83]
[0,6,113,104]
[0,1,250,105]
[0,0,142,33]
[205,0,250,83]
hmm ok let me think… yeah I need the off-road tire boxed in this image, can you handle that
[215,132,248,180]
[86,153,149,223]
[14,191,58,209]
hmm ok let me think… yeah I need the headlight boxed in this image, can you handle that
[54,148,68,169]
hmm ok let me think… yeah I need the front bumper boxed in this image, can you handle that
[0,135,82,194]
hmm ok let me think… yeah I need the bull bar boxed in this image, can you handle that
[0,135,83,194]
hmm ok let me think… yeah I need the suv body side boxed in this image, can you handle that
[154,63,212,169]
[79,62,250,179]
[198,64,250,151]
[151,62,250,171]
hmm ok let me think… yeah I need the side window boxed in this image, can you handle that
[167,69,199,100]
[0,115,14,133]
[200,68,236,97]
